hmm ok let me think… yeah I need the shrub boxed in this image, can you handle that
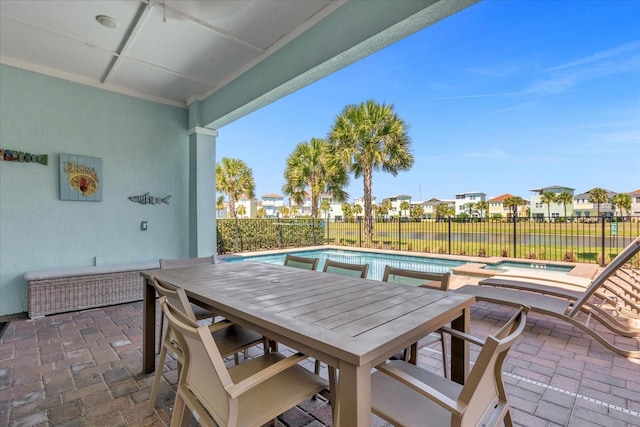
[406,243,413,252]
[478,246,487,257]
[501,247,509,257]
[526,250,537,260]
[562,251,575,262]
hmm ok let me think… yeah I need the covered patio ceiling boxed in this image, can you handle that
[0,0,478,128]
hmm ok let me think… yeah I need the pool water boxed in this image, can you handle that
[224,249,574,280]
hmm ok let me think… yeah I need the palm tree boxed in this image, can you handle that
[352,203,363,220]
[411,204,424,220]
[342,203,353,222]
[289,205,298,218]
[216,195,225,218]
[236,204,247,218]
[556,192,573,220]
[503,196,526,219]
[282,138,348,219]
[279,206,289,218]
[435,203,451,220]
[540,191,557,221]
[329,100,413,243]
[256,208,266,218]
[475,200,489,221]
[216,157,255,219]
[611,193,631,217]
[588,187,609,219]
[320,199,331,222]
[400,200,410,218]
[380,199,393,221]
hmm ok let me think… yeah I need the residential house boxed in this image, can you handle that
[488,194,529,219]
[236,196,257,218]
[454,191,486,217]
[529,186,574,220]
[631,189,640,216]
[573,188,616,219]
[383,194,412,218]
[261,194,286,218]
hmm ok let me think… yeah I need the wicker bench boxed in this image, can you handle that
[25,261,159,318]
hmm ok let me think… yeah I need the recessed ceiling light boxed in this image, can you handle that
[96,15,119,29]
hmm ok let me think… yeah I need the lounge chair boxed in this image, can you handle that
[371,306,529,427]
[455,236,640,358]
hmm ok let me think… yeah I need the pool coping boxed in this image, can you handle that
[218,245,597,279]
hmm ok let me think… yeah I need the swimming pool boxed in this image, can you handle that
[224,249,572,281]
[223,249,575,280]
[224,249,463,280]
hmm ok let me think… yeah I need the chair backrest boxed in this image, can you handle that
[284,254,319,270]
[457,306,529,424]
[570,236,640,317]
[159,297,236,426]
[159,255,215,269]
[322,259,369,278]
[153,277,197,320]
[382,265,450,291]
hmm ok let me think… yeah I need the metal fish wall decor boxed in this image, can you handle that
[0,148,48,165]
[128,193,171,205]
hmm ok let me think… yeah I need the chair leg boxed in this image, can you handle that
[440,333,449,379]
[314,359,321,375]
[157,312,165,354]
[170,392,188,427]
[147,343,168,415]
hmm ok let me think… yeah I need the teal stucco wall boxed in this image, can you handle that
[0,65,190,316]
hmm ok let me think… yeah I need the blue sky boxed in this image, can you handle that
[216,1,640,203]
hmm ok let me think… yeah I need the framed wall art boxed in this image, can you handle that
[59,154,102,201]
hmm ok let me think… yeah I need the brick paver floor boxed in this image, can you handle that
[1,279,639,426]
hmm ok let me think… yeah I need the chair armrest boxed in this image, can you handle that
[438,326,485,347]
[375,362,466,416]
[227,352,309,398]
[207,319,233,333]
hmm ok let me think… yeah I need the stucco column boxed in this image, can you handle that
[187,126,218,259]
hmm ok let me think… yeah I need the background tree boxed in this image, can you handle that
[329,100,413,243]
[256,208,266,218]
[503,196,526,218]
[236,204,247,218]
[462,202,476,218]
[352,203,363,220]
[216,157,255,219]
[611,193,632,217]
[556,192,573,220]
[435,203,451,220]
[400,200,410,218]
[476,200,489,220]
[282,138,348,219]
[411,204,424,220]
[289,205,298,218]
[341,203,353,222]
[279,206,289,218]
[216,195,226,218]
[588,187,609,219]
[320,199,331,221]
[541,191,557,220]
[380,199,393,221]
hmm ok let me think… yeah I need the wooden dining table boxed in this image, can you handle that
[141,261,475,427]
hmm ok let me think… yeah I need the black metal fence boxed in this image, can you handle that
[219,216,640,266]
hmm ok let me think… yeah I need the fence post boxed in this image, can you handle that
[277,218,282,249]
[512,214,517,258]
[358,218,362,247]
[448,217,452,254]
[234,216,239,253]
[398,218,402,250]
[601,215,606,266]
[312,219,316,246]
